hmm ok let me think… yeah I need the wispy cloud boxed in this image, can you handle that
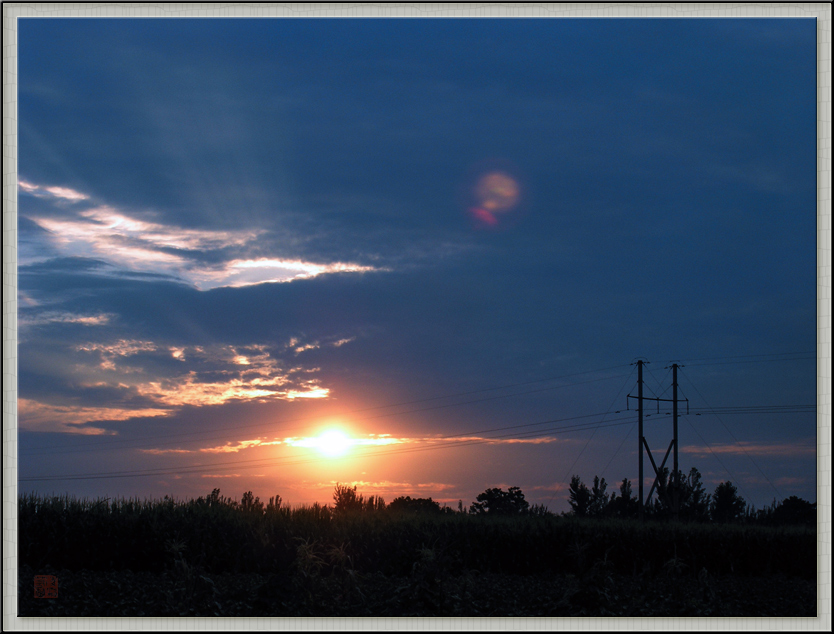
[199,439,283,454]
[195,258,384,291]
[19,180,89,201]
[681,441,816,458]
[21,180,389,290]
[19,339,334,433]
[19,311,114,328]
[18,397,171,435]
[315,479,456,494]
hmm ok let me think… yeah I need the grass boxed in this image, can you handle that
[17,491,816,617]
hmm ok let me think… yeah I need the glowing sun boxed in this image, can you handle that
[315,430,351,457]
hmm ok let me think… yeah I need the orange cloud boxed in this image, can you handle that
[681,441,815,458]
[18,398,170,435]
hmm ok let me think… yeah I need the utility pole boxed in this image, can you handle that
[637,359,644,520]
[672,363,680,518]
[627,359,688,520]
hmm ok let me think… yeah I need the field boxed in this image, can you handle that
[17,493,816,617]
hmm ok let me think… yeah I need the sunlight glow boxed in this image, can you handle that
[316,430,351,457]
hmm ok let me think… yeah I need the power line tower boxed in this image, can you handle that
[627,360,688,519]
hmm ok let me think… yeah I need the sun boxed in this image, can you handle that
[315,430,351,457]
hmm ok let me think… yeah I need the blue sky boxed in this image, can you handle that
[16,17,818,512]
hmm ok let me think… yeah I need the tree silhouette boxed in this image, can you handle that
[647,467,711,521]
[364,494,386,512]
[332,483,364,514]
[241,490,264,514]
[469,486,529,515]
[332,483,385,514]
[607,478,639,518]
[567,475,591,516]
[709,481,746,523]
[266,494,283,514]
[589,476,610,516]
[772,496,816,526]
[680,468,711,522]
[388,496,442,515]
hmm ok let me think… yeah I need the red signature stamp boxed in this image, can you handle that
[34,575,58,598]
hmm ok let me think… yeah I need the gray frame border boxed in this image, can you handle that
[2,2,830,631]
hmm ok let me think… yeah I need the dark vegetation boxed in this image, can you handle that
[18,474,816,617]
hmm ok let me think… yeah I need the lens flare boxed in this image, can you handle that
[468,170,520,228]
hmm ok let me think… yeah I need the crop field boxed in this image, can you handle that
[18,492,816,617]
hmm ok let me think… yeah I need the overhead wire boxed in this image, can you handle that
[680,351,814,362]
[683,356,814,367]
[20,412,637,482]
[20,364,632,457]
[545,365,637,509]
[678,367,785,504]
[20,356,812,509]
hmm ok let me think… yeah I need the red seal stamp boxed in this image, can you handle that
[34,575,58,598]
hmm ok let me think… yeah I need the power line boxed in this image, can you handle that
[681,351,815,362]
[546,366,637,509]
[683,356,814,368]
[681,416,758,506]
[678,367,783,504]
[20,413,637,483]
[20,364,632,456]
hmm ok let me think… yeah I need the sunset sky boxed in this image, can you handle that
[16,16,818,513]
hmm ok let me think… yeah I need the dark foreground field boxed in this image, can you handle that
[18,494,816,617]
[19,563,816,617]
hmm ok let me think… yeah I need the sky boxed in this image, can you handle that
[15,17,819,514]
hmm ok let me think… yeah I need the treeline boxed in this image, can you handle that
[565,468,816,526]
[18,488,815,581]
[115,468,813,527]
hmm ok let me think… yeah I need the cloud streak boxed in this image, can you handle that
[18,339,335,434]
[21,180,389,290]
[681,441,816,458]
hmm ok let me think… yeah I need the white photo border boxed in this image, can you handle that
[3,2,831,631]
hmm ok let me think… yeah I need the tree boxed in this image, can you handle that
[709,481,746,523]
[240,490,264,514]
[266,494,283,514]
[332,483,364,514]
[204,488,235,508]
[772,496,816,526]
[528,503,553,517]
[332,483,384,514]
[589,476,610,516]
[470,486,529,515]
[654,467,712,521]
[608,478,638,518]
[567,475,591,517]
[646,467,710,521]
[680,467,711,522]
[388,496,442,515]
[363,494,386,512]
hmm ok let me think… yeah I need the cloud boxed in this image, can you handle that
[19,311,114,328]
[20,180,389,290]
[315,480,456,494]
[681,441,816,458]
[284,434,404,451]
[19,180,89,201]
[18,397,171,435]
[18,339,335,433]
[199,439,283,454]
[414,434,564,446]
[196,258,385,291]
